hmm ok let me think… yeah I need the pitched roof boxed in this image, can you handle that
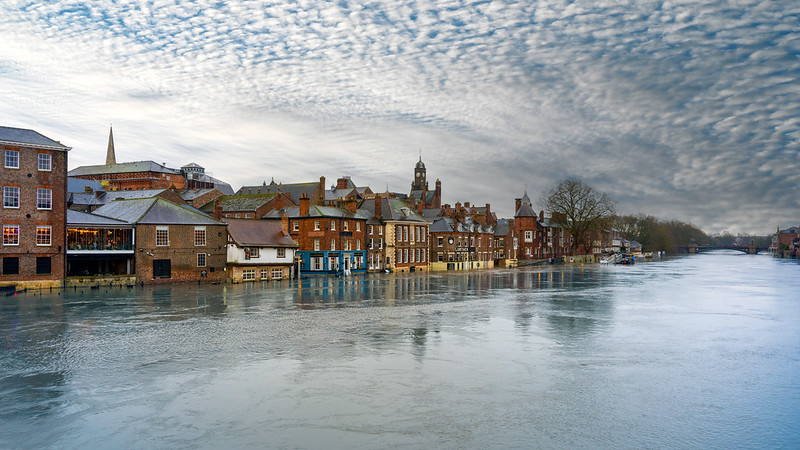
[0,126,70,150]
[429,217,454,233]
[224,219,298,248]
[199,193,277,212]
[494,218,511,236]
[236,181,318,201]
[264,205,369,220]
[67,177,105,193]
[92,197,224,225]
[68,161,181,177]
[359,198,428,223]
[515,202,538,218]
[179,189,218,201]
[67,209,133,227]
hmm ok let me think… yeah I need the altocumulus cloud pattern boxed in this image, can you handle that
[1,0,798,233]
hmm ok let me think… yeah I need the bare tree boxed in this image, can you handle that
[541,178,616,255]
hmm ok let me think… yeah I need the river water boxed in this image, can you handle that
[2,251,799,449]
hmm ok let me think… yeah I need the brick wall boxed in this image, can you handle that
[1,144,67,289]
[134,223,228,284]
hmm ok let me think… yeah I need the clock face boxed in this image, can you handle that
[448,237,454,244]
[416,173,421,177]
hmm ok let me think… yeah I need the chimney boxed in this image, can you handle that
[213,200,222,220]
[275,193,282,211]
[319,176,326,199]
[540,210,545,221]
[337,177,349,190]
[485,203,491,217]
[281,211,289,235]
[374,197,382,220]
[300,194,310,216]
[346,198,357,213]
[464,202,470,208]
[515,198,521,213]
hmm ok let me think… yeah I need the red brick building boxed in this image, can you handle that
[1,126,70,290]
[92,197,228,284]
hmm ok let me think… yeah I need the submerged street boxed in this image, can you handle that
[2,252,799,448]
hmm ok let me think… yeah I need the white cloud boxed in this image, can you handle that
[0,0,798,233]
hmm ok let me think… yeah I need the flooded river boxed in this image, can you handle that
[2,251,799,448]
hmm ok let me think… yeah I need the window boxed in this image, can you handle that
[3,186,19,208]
[242,269,256,281]
[421,228,426,242]
[331,239,336,251]
[331,220,336,231]
[329,256,338,270]
[397,249,402,264]
[4,150,19,168]
[438,237,443,247]
[369,225,373,235]
[153,259,171,278]
[314,239,320,251]
[3,225,19,245]
[356,222,360,232]
[38,153,51,171]
[421,249,426,263]
[314,220,320,231]
[344,221,349,231]
[36,257,51,274]
[3,257,19,275]
[525,230,533,242]
[369,238,373,249]
[312,257,322,271]
[379,227,383,235]
[244,247,260,259]
[261,269,270,280]
[292,221,299,231]
[36,225,51,246]
[277,248,286,258]
[197,253,207,267]
[194,226,206,246]
[245,213,251,219]
[378,238,383,249]
[37,189,52,210]
[272,268,283,279]
[156,226,169,246]
[356,240,361,250]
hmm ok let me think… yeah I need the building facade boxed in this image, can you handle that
[225,217,298,282]
[1,126,70,290]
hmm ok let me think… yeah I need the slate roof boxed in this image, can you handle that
[494,218,511,236]
[199,193,277,212]
[225,219,298,248]
[264,205,369,220]
[92,197,225,225]
[180,189,218,201]
[0,126,70,150]
[67,209,132,227]
[67,177,105,193]
[185,171,234,194]
[410,189,435,204]
[359,198,428,223]
[68,161,181,177]
[429,217,454,233]
[515,202,538,218]
[236,181,319,201]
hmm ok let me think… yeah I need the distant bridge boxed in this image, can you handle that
[677,244,768,255]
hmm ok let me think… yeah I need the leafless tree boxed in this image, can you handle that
[541,178,616,255]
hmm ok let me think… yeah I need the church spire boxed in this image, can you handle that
[105,126,116,165]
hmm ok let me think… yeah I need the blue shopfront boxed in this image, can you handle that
[298,250,367,275]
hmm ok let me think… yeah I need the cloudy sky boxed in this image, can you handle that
[1,0,798,234]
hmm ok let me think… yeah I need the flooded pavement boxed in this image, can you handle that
[2,251,799,448]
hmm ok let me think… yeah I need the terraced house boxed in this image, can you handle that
[266,194,368,275]
[360,195,429,273]
[1,126,70,290]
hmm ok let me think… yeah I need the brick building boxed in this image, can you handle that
[428,217,494,271]
[409,157,442,211]
[513,192,545,260]
[92,197,228,284]
[200,192,294,219]
[1,126,70,290]
[265,194,368,275]
[360,195,430,273]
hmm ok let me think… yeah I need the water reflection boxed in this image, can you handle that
[2,256,800,449]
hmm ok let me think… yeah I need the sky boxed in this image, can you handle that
[1,0,798,234]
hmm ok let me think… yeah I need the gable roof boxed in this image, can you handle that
[224,219,298,248]
[0,126,71,150]
[515,202,538,218]
[200,193,277,212]
[360,198,429,223]
[92,197,225,225]
[67,209,133,227]
[236,181,319,201]
[68,161,181,177]
[264,205,369,220]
